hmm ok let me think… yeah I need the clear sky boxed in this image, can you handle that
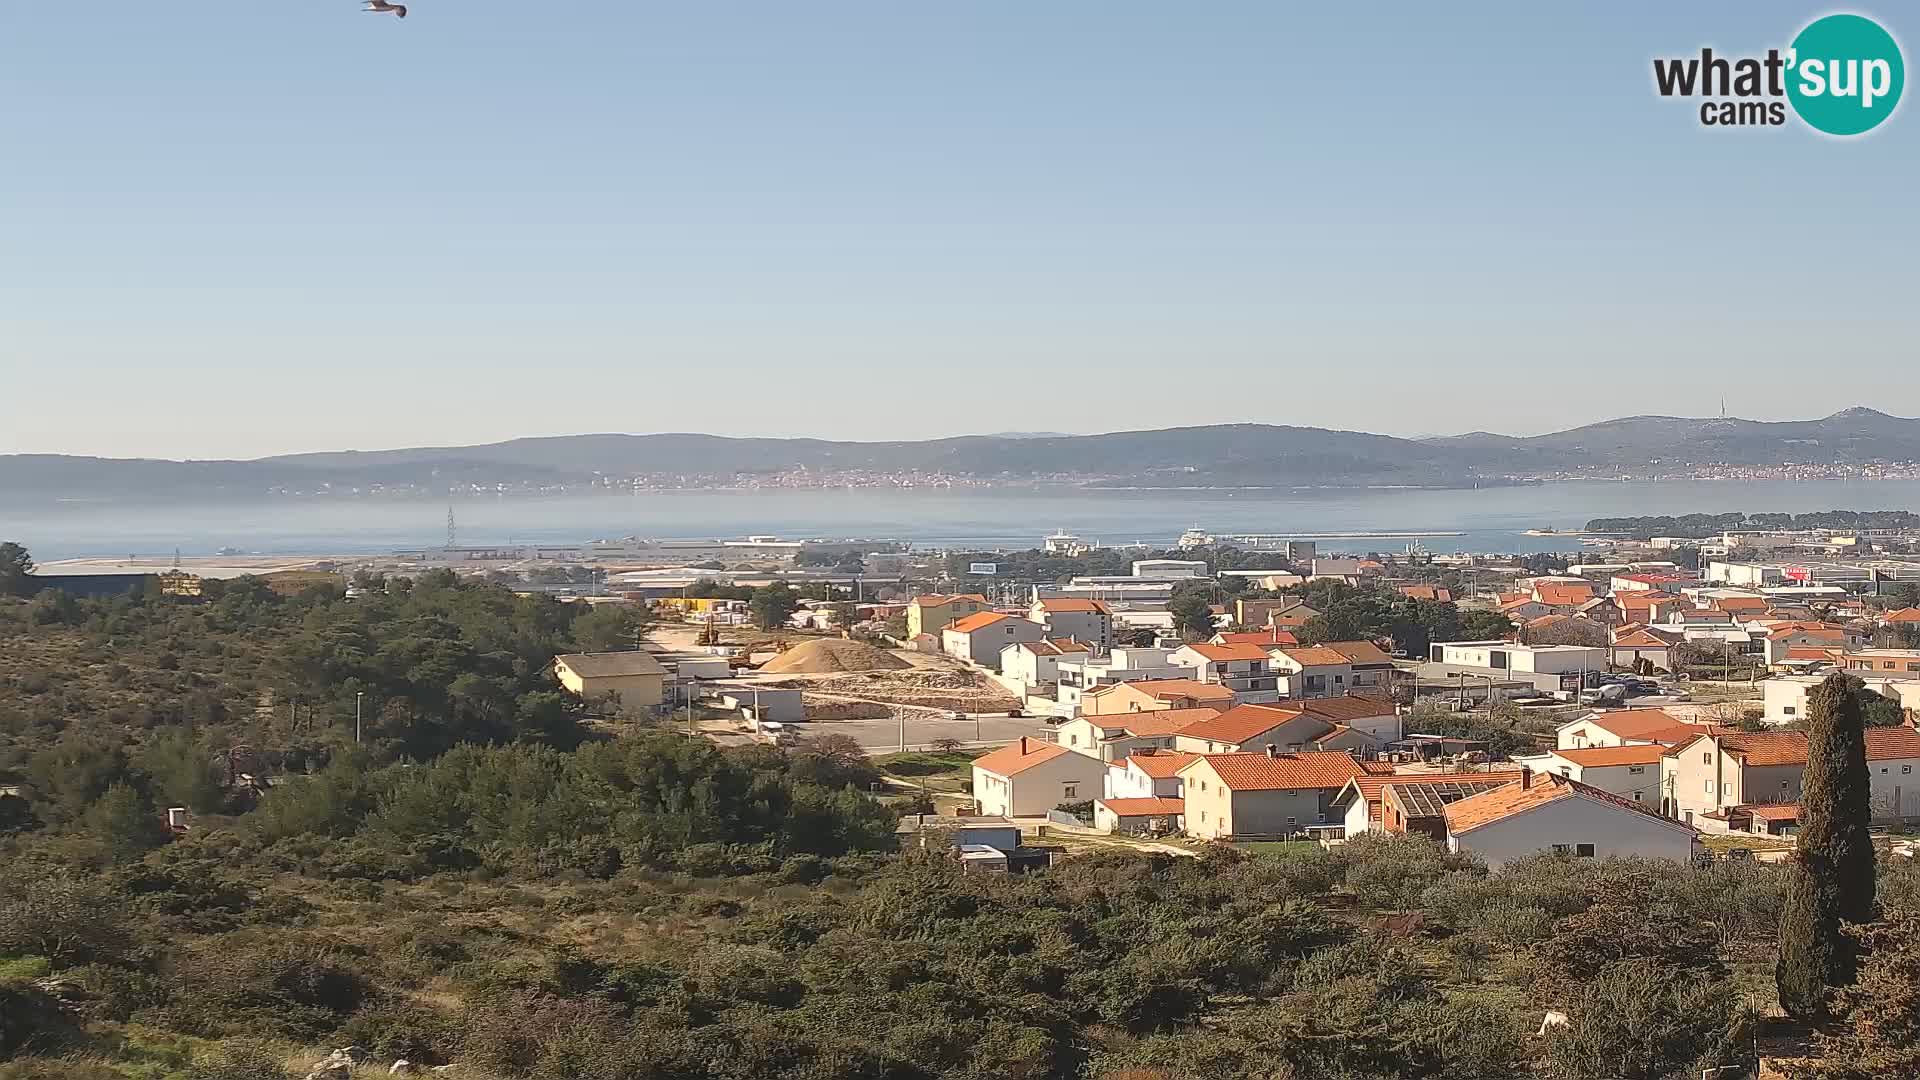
[3,2,1913,459]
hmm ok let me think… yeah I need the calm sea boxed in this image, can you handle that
[6,479,1920,560]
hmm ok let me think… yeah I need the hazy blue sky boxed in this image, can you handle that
[3,2,1913,459]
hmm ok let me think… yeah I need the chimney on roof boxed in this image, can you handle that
[1019,736,1030,754]
[1265,744,1278,759]
[1520,765,1532,789]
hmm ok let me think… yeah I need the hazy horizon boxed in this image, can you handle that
[1,405,1912,463]
[5,2,1914,459]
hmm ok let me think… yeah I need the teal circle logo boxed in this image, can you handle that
[1786,14,1904,135]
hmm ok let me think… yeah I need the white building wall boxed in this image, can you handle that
[1448,796,1697,870]
[972,751,1106,817]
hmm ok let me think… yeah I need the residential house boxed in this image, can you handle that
[1709,594,1773,619]
[1515,614,1608,647]
[1173,701,1381,756]
[1662,725,1920,825]
[1212,626,1300,648]
[1397,584,1453,603]
[1610,625,1684,672]
[1760,622,1850,665]
[1318,640,1398,692]
[1053,707,1223,761]
[1093,796,1187,835]
[552,651,667,711]
[1178,750,1367,839]
[1555,708,1700,750]
[1429,641,1606,679]
[1053,647,1188,709]
[1614,591,1683,626]
[1726,803,1799,837]
[1763,672,1920,726]
[942,612,1046,670]
[1081,678,1238,715]
[1881,606,1920,627]
[1515,744,1666,805]
[1169,643,1281,703]
[1268,645,1358,698]
[1000,638,1093,692]
[1443,770,1700,869]
[1612,573,1696,595]
[1577,596,1623,626]
[1029,598,1115,650]
[1531,581,1597,613]
[1104,748,1200,800]
[907,593,990,638]
[970,737,1106,817]
[1843,648,1920,678]
[1331,772,1521,839]
[1498,595,1557,622]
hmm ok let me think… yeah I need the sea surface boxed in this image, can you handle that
[7,478,1920,560]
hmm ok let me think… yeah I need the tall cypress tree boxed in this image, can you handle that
[1777,672,1876,1019]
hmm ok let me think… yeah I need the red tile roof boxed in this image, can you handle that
[1569,708,1687,741]
[1293,694,1397,722]
[1535,583,1596,607]
[1088,678,1237,704]
[1673,725,1920,768]
[1552,744,1670,767]
[1337,770,1524,821]
[1096,796,1185,816]
[1737,803,1801,822]
[1113,708,1223,737]
[1118,750,1201,779]
[947,611,1016,634]
[1612,627,1681,648]
[1183,751,1366,791]
[1037,598,1113,614]
[1177,704,1305,745]
[1398,585,1453,603]
[1444,773,1695,836]
[1276,646,1353,667]
[912,593,987,607]
[971,738,1074,778]
[1884,607,1920,624]
[1711,595,1771,613]
[1320,640,1396,666]
[1216,629,1301,647]
[1183,642,1272,662]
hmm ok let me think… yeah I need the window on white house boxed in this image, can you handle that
[1722,783,1732,796]
[1551,844,1572,855]
[1628,765,1645,775]
[1702,752,1712,764]
[1576,844,1596,857]
[1633,791,1643,801]
[1784,706,1796,715]
[1063,785,1077,799]
[1704,780,1714,794]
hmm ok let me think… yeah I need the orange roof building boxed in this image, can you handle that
[1441,771,1698,868]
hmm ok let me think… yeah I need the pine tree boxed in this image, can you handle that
[1777,673,1876,1019]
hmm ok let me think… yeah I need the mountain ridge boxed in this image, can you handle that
[4,409,1917,499]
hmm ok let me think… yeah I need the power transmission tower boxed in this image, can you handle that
[446,506,457,549]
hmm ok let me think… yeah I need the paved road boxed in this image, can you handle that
[799,711,1056,752]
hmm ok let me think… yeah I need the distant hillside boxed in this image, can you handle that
[5,408,1919,500]
[1422,408,1920,469]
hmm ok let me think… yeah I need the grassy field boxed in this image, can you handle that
[874,748,980,796]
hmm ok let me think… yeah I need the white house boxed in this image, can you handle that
[1104,749,1199,800]
[1267,646,1358,699]
[1442,771,1700,870]
[1511,744,1666,805]
[1429,641,1606,675]
[1000,638,1093,692]
[1554,708,1696,750]
[970,737,1107,817]
[942,612,1047,670]
[1053,707,1223,762]
[1053,648,1189,710]
[1029,598,1115,650]
[1169,643,1282,704]
[1662,725,1920,825]
[1763,673,1920,726]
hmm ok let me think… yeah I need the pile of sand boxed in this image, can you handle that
[758,638,912,674]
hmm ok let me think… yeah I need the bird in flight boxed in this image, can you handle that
[363,0,408,17]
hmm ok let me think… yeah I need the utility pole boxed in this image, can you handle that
[355,692,364,744]
[898,707,907,753]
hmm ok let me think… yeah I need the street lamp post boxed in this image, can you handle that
[355,692,364,744]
